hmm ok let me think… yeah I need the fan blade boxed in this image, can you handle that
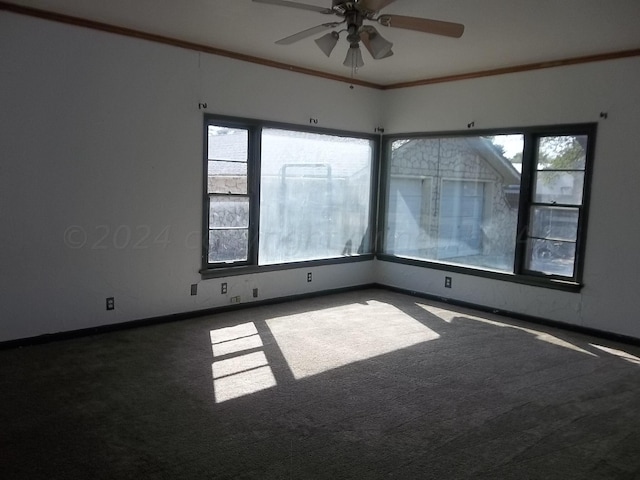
[252,0,334,15]
[358,0,397,12]
[377,14,464,38]
[275,22,342,45]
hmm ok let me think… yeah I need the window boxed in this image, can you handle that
[522,134,589,278]
[380,125,595,287]
[382,135,522,273]
[205,124,256,266]
[259,129,374,265]
[203,116,376,273]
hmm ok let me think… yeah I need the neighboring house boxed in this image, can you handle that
[386,137,521,271]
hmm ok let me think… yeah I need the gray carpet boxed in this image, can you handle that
[1,289,640,479]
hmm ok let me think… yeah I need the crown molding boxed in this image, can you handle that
[2,1,639,91]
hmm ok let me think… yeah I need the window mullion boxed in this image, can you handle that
[514,132,536,274]
[247,126,261,266]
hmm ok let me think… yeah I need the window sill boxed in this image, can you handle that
[200,254,375,279]
[375,254,583,292]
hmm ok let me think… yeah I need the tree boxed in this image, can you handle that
[537,135,586,170]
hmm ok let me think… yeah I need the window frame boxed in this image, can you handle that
[377,123,597,291]
[515,125,596,284]
[201,114,379,278]
[202,116,261,271]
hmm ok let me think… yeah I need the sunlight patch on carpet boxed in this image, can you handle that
[590,344,640,365]
[210,324,277,403]
[210,322,264,357]
[266,300,440,380]
[416,303,596,357]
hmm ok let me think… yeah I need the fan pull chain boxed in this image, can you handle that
[350,62,360,83]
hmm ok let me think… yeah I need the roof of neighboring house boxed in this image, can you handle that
[208,129,372,178]
[392,136,521,185]
[464,137,521,185]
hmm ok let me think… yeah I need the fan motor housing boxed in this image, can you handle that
[332,1,358,15]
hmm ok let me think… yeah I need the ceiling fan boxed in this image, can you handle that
[252,0,464,72]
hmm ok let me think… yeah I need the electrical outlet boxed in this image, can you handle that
[106,297,115,310]
[253,288,258,298]
[230,296,241,304]
[445,277,452,288]
[221,282,227,294]
[307,272,312,282]
[190,284,198,296]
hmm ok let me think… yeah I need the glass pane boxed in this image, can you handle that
[208,229,248,263]
[384,135,523,273]
[207,126,247,162]
[208,160,247,194]
[259,129,373,265]
[533,171,584,205]
[209,197,249,229]
[526,238,576,277]
[488,134,524,173]
[529,206,578,242]
[438,180,485,258]
[537,135,587,170]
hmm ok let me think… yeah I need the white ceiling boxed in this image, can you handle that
[5,0,640,86]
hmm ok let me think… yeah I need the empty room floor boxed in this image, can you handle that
[2,288,640,479]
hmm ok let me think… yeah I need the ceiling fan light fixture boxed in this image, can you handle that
[363,30,393,59]
[315,31,340,57]
[343,44,364,69]
[258,0,465,72]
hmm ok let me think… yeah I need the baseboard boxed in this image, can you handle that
[376,283,640,347]
[3,282,638,350]
[0,283,378,350]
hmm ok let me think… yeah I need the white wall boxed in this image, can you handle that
[0,12,381,342]
[379,58,640,339]
[2,11,639,342]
